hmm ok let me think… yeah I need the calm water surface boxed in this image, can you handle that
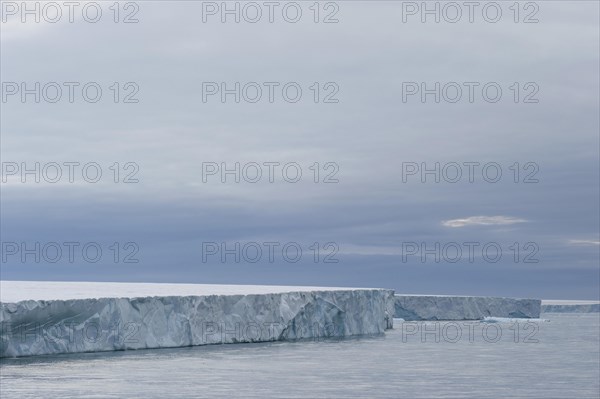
[1,314,598,398]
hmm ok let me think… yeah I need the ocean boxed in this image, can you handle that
[1,314,598,398]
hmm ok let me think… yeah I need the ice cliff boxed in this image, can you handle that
[394,295,541,320]
[541,300,599,313]
[0,281,394,358]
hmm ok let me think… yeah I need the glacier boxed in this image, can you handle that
[0,281,394,358]
[541,300,600,313]
[0,281,548,358]
[394,295,541,320]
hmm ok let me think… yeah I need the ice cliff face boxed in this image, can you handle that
[541,301,599,313]
[394,295,541,320]
[0,283,394,358]
[541,304,599,313]
[0,281,548,358]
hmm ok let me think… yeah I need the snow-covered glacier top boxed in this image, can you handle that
[0,281,367,303]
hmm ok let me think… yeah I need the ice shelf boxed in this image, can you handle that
[394,295,541,320]
[541,300,600,313]
[0,281,394,358]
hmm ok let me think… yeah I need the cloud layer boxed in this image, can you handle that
[442,216,528,228]
[1,2,598,299]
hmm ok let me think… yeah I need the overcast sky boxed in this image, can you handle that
[1,1,598,299]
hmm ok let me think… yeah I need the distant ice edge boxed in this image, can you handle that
[0,289,395,358]
[541,304,600,313]
[394,295,541,321]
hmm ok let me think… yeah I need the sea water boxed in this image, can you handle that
[1,314,598,398]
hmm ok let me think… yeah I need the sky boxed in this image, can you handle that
[0,0,598,299]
